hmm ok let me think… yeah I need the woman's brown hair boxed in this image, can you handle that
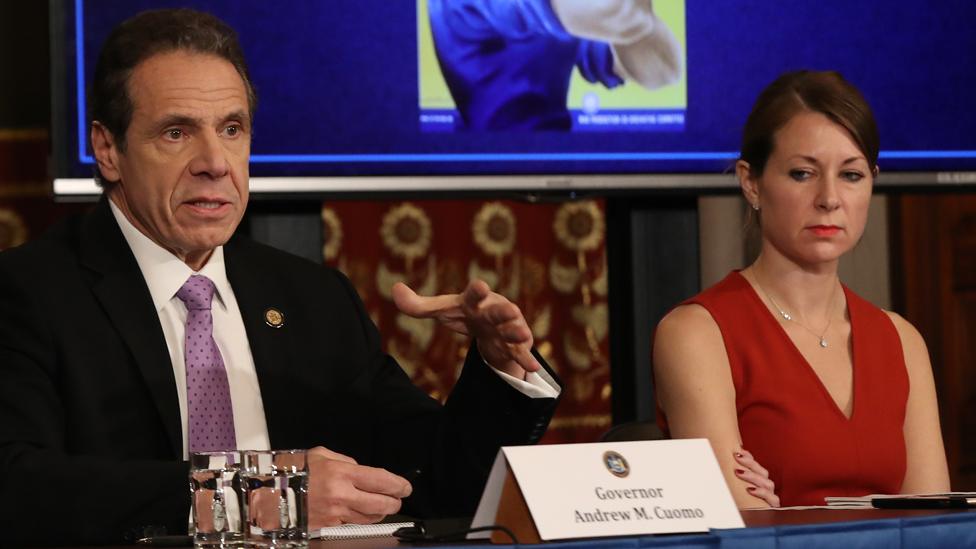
[740,70,879,177]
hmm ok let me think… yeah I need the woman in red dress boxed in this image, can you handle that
[653,71,949,508]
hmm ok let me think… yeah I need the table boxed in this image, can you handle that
[64,508,976,548]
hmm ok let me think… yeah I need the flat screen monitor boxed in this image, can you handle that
[50,0,976,195]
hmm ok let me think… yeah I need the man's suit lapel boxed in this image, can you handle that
[223,239,291,444]
[79,198,183,458]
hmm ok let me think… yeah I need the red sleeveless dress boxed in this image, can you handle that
[658,271,908,506]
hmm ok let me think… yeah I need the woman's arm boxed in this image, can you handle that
[653,304,772,508]
[886,312,951,493]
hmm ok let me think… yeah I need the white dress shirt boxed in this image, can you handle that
[110,201,270,458]
[109,202,559,459]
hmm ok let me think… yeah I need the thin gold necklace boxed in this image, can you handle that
[753,269,838,349]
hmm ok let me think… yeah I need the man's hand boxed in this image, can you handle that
[392,279,541,380]
[306,446,412,528]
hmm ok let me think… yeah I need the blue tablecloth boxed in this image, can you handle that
[448,512,976,548]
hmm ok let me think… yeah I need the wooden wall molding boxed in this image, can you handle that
[892,194,976,489]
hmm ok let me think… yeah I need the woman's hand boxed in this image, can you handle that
[733,448,779,507]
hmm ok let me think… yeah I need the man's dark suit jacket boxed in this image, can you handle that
[0,199,558,546]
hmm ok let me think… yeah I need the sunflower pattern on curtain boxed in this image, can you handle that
[321,198,611,443]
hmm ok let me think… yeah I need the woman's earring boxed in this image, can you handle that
[751,203,760,211]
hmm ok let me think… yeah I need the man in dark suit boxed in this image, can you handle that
[0,9,559,546]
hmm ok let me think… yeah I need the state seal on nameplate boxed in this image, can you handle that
[603,450,629,478]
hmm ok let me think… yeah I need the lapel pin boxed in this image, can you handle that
[264,307,285,328]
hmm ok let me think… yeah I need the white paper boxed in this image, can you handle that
[312,522,413,540]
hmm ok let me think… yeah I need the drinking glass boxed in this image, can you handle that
[189,451,245,547]
[242,450,309,548]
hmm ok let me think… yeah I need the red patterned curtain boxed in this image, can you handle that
[321,198,611,443]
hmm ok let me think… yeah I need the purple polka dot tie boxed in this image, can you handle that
[177,275,236,453]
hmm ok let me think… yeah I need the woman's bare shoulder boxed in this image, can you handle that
[882,310,930,371]
[654,303,729,373]
[657,303,722,342]
[882,309,921,338]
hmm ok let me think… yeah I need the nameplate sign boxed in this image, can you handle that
[470,439,743,542]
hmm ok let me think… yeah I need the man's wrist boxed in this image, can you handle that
[476,341,527,381]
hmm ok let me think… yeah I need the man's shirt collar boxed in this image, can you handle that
[108,198,232,313]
